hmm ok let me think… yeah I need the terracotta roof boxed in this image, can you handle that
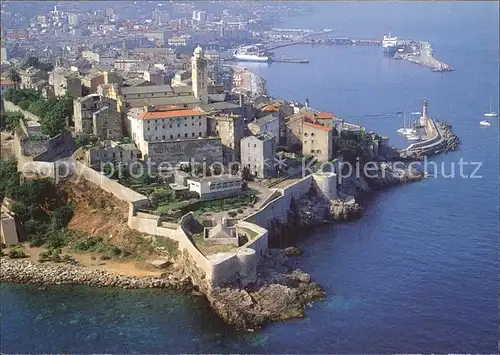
[315,112,334,119]
[0,80,15,86]
[303,121,332,132]
[139,109,206,120]
[151,105,183,110]
[262,104,279,112]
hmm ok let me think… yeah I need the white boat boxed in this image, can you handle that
[484,98,498,117]
[406,134,421,141]
[397,111,417,136]
[233,44,270,62]
[479,120,491,126]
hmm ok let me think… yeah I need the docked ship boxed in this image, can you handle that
[382,34,399,57]
[232,44,270,62]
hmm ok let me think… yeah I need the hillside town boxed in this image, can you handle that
[0,1,425,330]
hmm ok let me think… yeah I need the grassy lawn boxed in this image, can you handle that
[191,232,237,256]
[238,227,259,240]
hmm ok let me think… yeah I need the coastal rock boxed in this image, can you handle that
[330,199,363,221]
[204,252,324,330]
[0,258,191,291]
[284,246,302,257]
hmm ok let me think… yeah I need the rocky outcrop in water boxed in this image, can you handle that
[0,258,192,290]
[205,250,324,330]
[330,199,363,221]
[284,246,302,256]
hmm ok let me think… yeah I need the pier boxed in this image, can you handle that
[400,101,460,159]
[262,37,453,72]
[272,58,309,64]
[394,41,453,72]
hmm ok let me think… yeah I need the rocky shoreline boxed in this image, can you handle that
[0,258,192,290]
[1,251,323,331]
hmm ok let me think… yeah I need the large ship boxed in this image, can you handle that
[382,34,399,57]
[232,44,270,62]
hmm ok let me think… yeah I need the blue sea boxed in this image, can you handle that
[1,2,498,353]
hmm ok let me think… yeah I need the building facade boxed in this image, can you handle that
[84,141,141,168]
[49,68,82,97]
[248,114,280,145]
[187,175,242,199]
[127,105,208,156]
[240,133,276,179]
[302,121,333,162]
[207,113,244,164]
[74,94,122,140]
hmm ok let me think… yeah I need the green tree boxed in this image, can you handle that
[0,112,23,132]
[50,204,74,230]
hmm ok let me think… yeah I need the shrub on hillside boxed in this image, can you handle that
[8,247,27,259]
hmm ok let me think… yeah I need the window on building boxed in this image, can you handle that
[185,124,187,127]
[254,144,257,148]
[311,140,314,143]
[304,140,307,144]
[228,182,235,188]
[184,117,187,120]
[192,123,194,126]
[170,125,172,128]
[198,132,202,136]
[223,182,229,189]
[192,133,195,137]
[317,149,322,153]
[147,127,150,131]
[170,135,173,139]
[209,184,216,190]
[177,134,180,138]
[162,135,166,140]
[137,94,140,97]
[311,150,315,153]
[112,152,116,159]
[178,124,180,127]
[184,133,188,138]
[311,132,315,136]
[199,122,202,126]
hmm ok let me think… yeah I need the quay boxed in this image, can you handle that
[272,58,309,64]
[394,41,453,72]
[262,36,453,72]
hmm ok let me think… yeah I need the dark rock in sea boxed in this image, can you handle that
[284,246,302,256]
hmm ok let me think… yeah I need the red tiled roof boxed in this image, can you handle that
[0,80,15,86]
[315,112,334,119]
[139,109,206,120]
[262,104,279,112]
[303,121,332,132]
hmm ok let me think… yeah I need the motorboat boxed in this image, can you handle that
[484,98,498,117]
[479,120,491,127]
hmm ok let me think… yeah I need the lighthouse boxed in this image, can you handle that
[420,100,428,127]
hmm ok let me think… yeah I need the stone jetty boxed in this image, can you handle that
[435,120,461,153]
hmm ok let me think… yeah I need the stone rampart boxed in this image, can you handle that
[3,99,41,122]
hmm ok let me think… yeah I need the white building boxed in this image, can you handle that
[191,45,208,104]
[167,35,192,47]
[127,105,208,155]
[187,175,242,199]
[248,114,280,145]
